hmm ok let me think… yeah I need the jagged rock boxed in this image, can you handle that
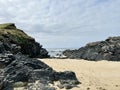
[0,23,80,90]
[39,48,50,58]
[63,36,120,61]
[0,23,49,58]
[0,54,79,90]
[0,41,6,53]
[0,52,15,68]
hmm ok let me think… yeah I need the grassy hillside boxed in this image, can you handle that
[0,23,49,58]
[0,23,33,44]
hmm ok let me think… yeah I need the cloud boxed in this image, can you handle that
[0,0,120,48]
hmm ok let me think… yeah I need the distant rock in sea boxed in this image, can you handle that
[0,23,49,58]
[63,36,120,61]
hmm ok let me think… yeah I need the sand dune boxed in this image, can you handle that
[41,59,120,90]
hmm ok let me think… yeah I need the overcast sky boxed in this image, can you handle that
[0,0,120,48]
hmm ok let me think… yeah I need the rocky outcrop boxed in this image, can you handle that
[0,23,80,90]
[0,23,49,58]
[63,36,120,61]
[0,53,79,90]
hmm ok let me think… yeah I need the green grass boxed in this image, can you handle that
[0,23,34,44]
[0,23,15,29]
[0,29,32,39]
[0,23,32,39]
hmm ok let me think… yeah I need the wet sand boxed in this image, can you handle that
[41,59,120,90]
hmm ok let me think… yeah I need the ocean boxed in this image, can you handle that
[46,48,78,58]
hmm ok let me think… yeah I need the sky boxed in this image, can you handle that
[0,0,120,48]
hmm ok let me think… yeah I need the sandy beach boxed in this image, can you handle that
[41,59,120,90]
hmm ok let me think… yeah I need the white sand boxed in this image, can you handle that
[41,59,120,90]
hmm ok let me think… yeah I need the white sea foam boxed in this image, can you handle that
[46,48,78,58]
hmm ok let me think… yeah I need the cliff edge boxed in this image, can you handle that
[0,23,49,58]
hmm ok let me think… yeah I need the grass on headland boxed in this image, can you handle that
[0,23,33,44]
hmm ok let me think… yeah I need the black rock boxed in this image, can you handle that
[0,54,79,90]
[54,71,80,89]
[63,36,120,61]
[0,42,5,53]
[0,23,49,58]
[0,23,79,90]
[0,52,15,68]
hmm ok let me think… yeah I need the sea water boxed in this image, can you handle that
[46,48,78,58]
